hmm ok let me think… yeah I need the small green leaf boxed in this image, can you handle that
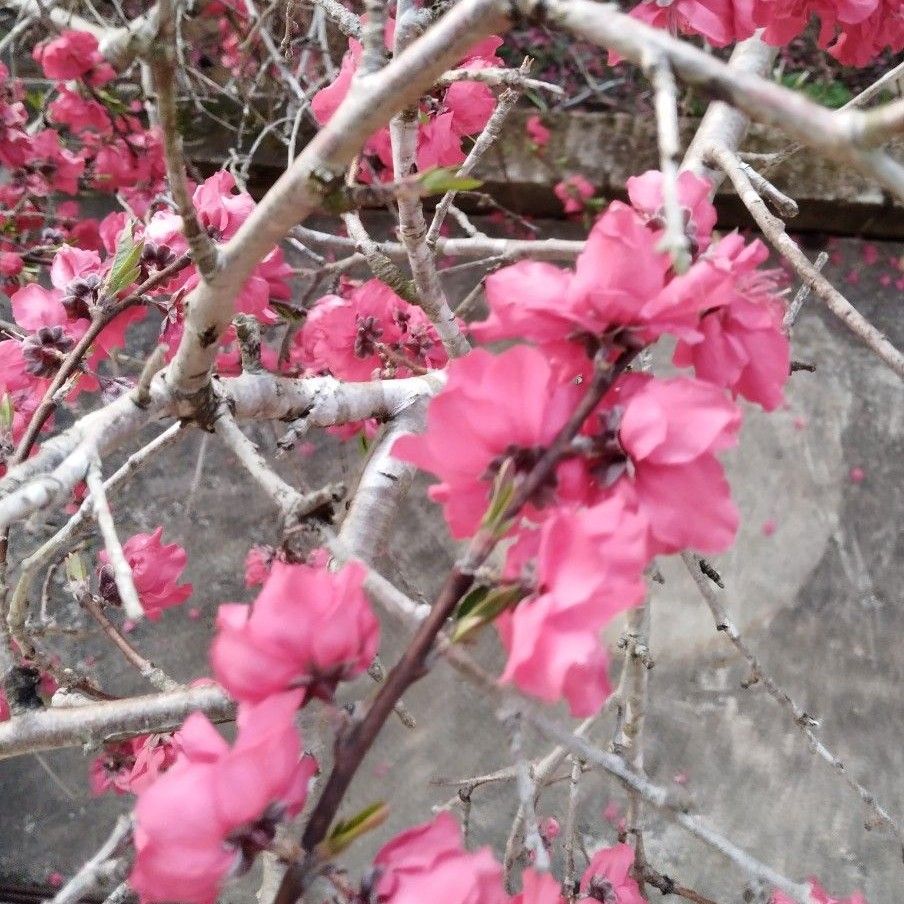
[25,89,46,112]
[452,584,525,643]
[419,167,483,195]
[269,300,308,324]
[479,457,516,536]
[64,552,88,584]
[93,87,129,115]
[0,393,13,432]
[104,224,144,295]
[324,801,389,855]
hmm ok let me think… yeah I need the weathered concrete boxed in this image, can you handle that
[0,227,901,904]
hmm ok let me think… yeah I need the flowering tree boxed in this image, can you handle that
[0,1,901,903]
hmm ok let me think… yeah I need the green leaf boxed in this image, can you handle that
[479,457,516,536]
[104,224,144,295]
[64,552,88,584]
[25,89,46,112]
[419,167,483,195]
[269,300,308,324]
[0,393,13,432]
[324,801,388,855]
[93,87,129,115]
[451,584,525,643]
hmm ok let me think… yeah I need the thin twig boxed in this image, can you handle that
[148,0,218,279]
[682,551,904,851]
[427,58,531,245]
[708,142,904,379]
[50,816,133,904]
[78,590,178,692]
[86,457,144,622]
[784,251,829,331]
[645,53,691,272]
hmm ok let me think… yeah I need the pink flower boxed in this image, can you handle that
[392,346,584,538]
[0,690,9,722]
[511,869,565,904]
[498,498,648,715]
[828,0,904,66]
[554,175,595,215]
[627,169,717,253]
[849,466,865,483]
[473,200,718,372]
[601,374,742,554]
[751,0,880,51]
[244,545,276,587]
[445,76,497,138]
[90,733,181,796]
[48,86,112,134]
[526,115,551,148]
[0,252,22,277]
[672,235,790,411]
[373,812,506,904]
[33,30,115,85]
[25,129,85,196]
[98,527,193,619]
[144,172,288,324]
[211,557,378,704]
[130,692,316,904]
[629,0,757,47]
[579,843,645,904]
[540,817,561,841]
[772,879,867,904]
[312,30,501,177]
[296,279,448,379]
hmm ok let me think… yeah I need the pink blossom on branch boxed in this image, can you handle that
[295,279,449,380]
[511,869,566,904]
[579,843,645,904]
[312,27,502,177]
[472,198,697,371]
[130,692,316,904]
[90,733,181,796]
[391,346,584,539]
[601,373,742,555]
[244,544,276,587]
[373,812,507,904]
[627,0,757,48]
[144,172,291,327]
[211,557,378,704]
[554,175,595,216]
[33,30,116,86]
[98,527,193,619]
[627,168,717,254]
[673,234,790,411]
[499,498,649,715]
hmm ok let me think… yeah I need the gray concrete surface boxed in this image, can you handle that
[0,227,901,903]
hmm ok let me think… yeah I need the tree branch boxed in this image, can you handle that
[707,142,904,379]
[0,684,233,760]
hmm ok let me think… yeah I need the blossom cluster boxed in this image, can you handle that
[341,813,644,904]
[131,691,317,904]
[97,527,193,620]
[129,554,378,902]
[394,170,790,716]
[312,24,504,178]
[0,170,293,459]
[627,0,904,66]
[0,34,167,278]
